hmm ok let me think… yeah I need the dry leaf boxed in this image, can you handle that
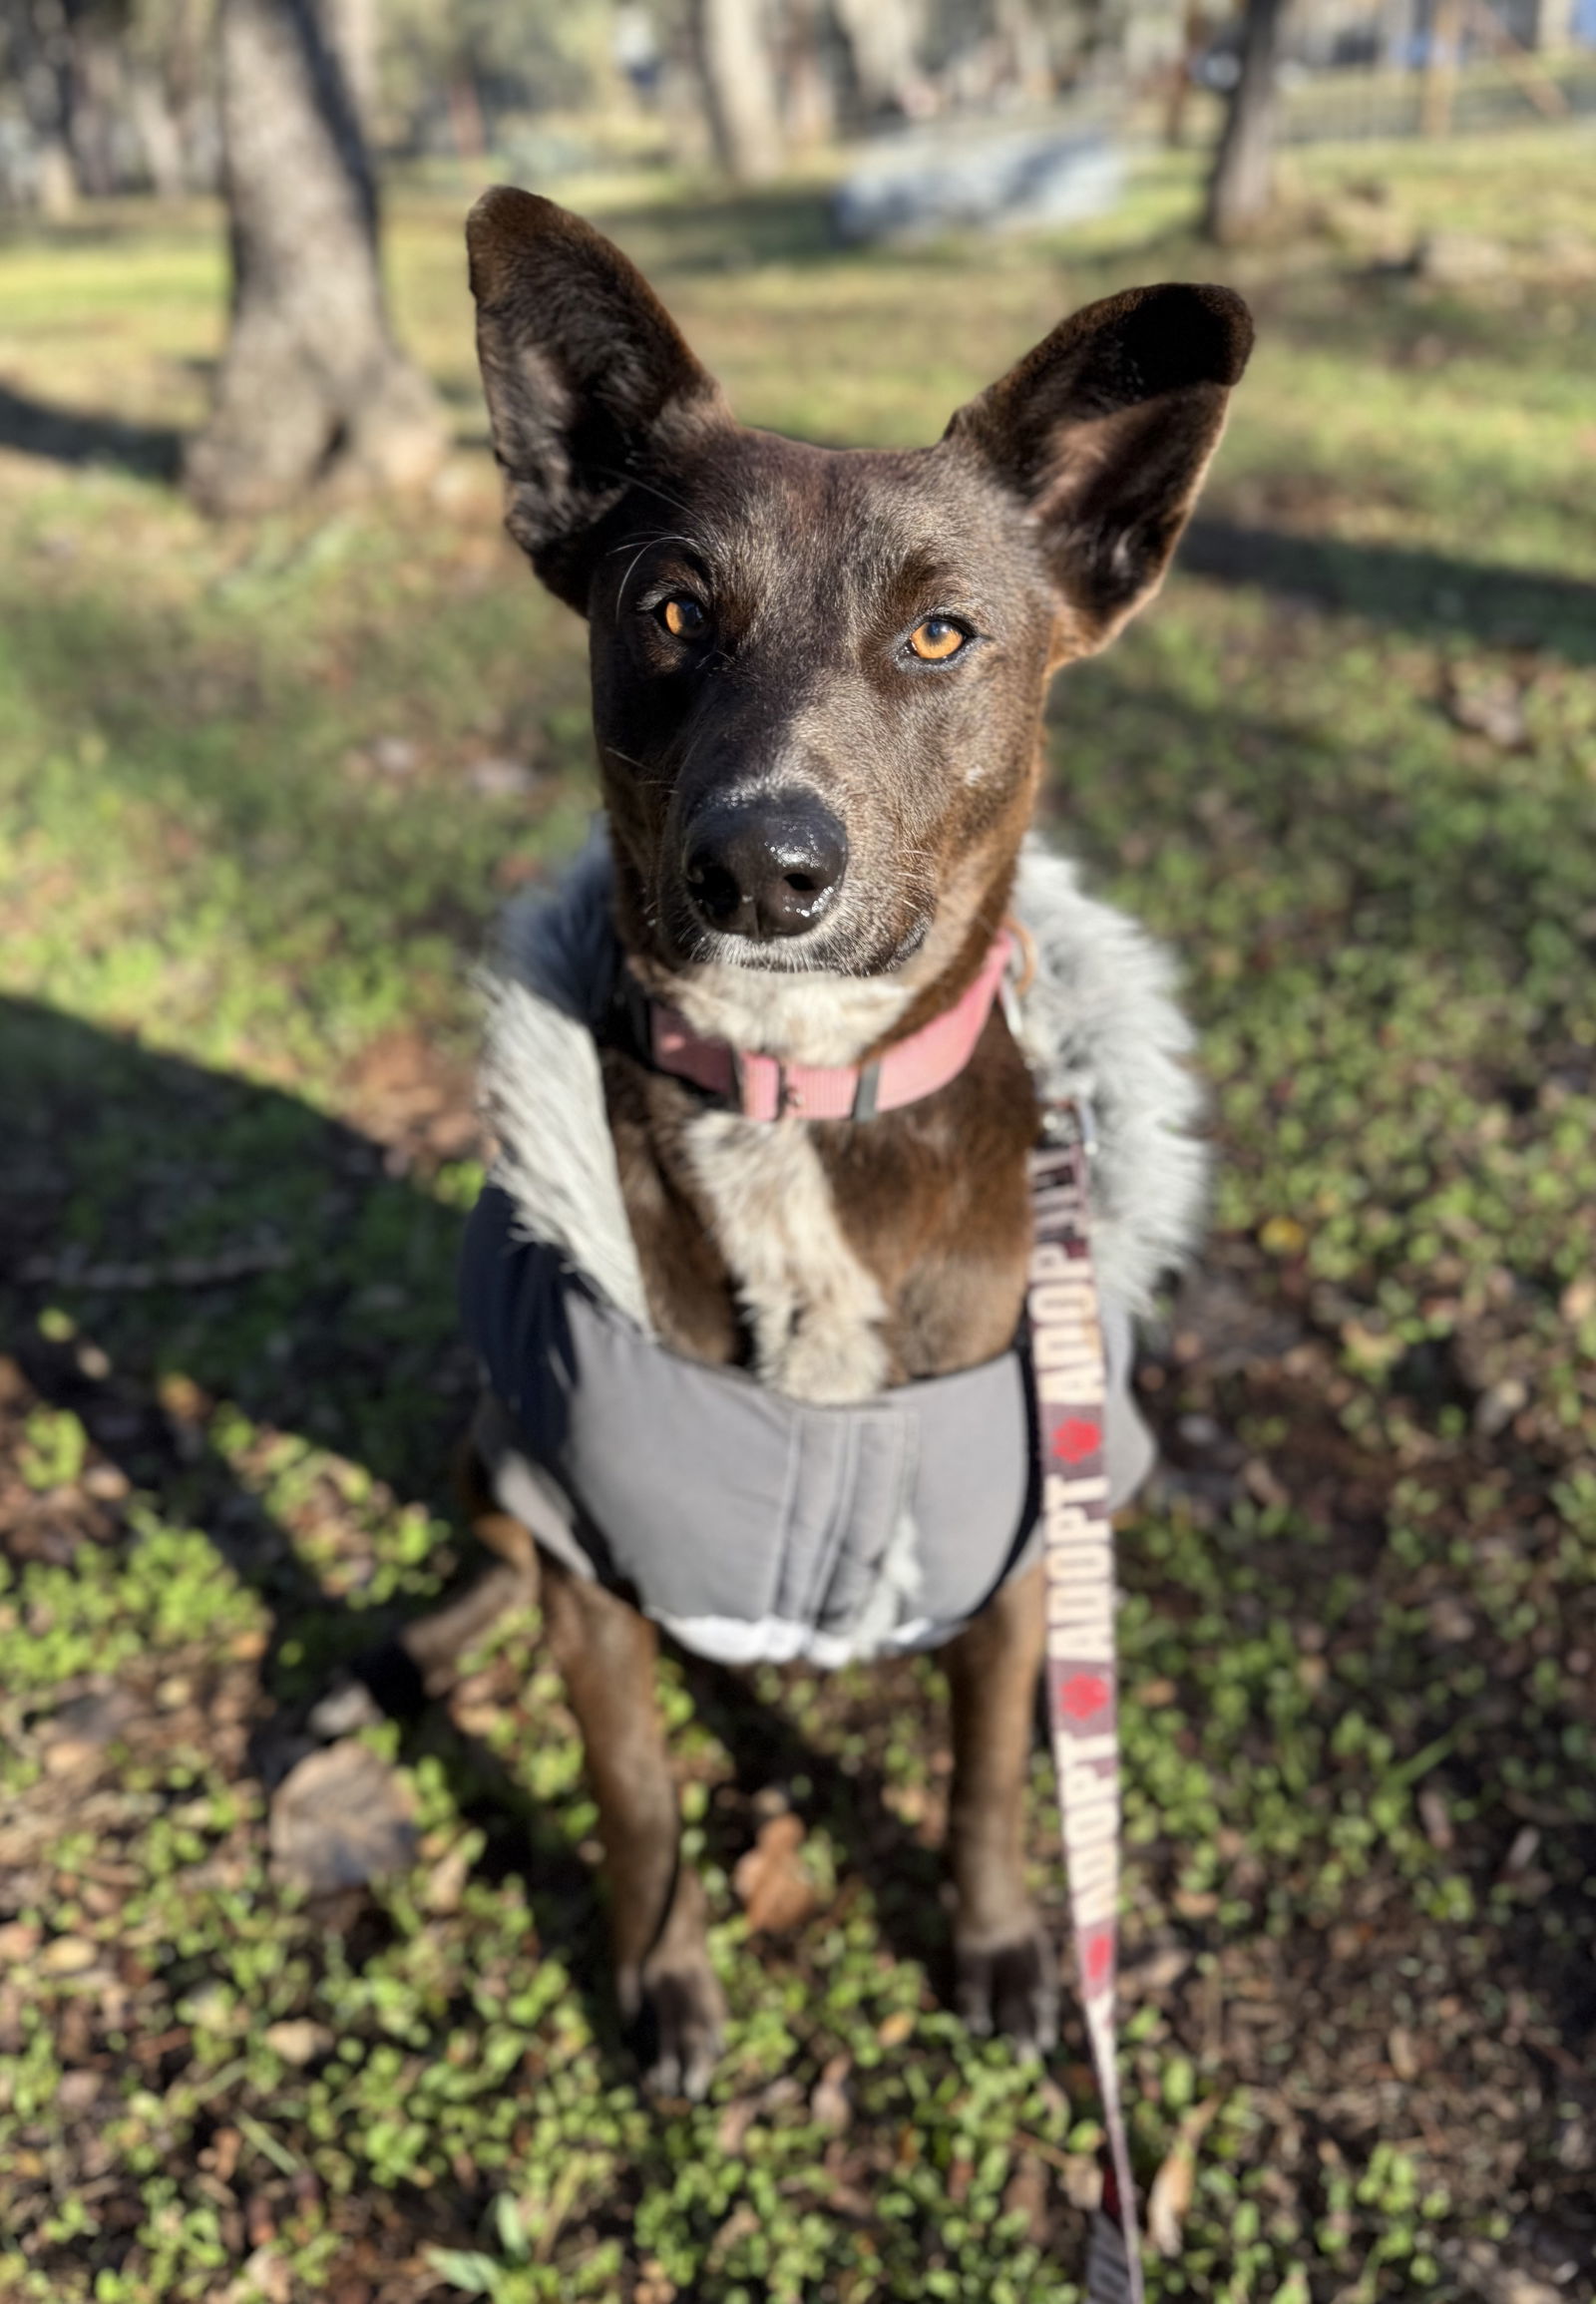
[264,2020,334,2067]
[811,2054,853,2134]
[716,2099,757,2156]
[424,1840,475,1915]
[158,1371,209,1425]
[1061,2153,1101,2210]
[1001,2150,1048,2243]
[1417,1785,1453,1851]
[1147,2100,1220,2258]
[1443,666,1530,752]
[1388,2025,1418,2082]
[1123,1946,1194,1998]
[1504,1824,1541,1877]
[268,1739,416,1895]
[39,1935,98,1975]
[1560,1275,1596,1326]
[43,1738,103,1778]
[732,1813,820,1934]
[1147,2136,1195,2257]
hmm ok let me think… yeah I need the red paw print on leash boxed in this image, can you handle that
[1050,1414,1101,1464]
[1081,1927,1114,1991]
[1059,1672,1110,1723]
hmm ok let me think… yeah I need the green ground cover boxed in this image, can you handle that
[2,125,1594,2302]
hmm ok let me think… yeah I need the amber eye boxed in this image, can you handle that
[659,596,706,639]
[908,616,968,663]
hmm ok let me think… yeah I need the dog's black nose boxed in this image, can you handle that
[683,792,848,941]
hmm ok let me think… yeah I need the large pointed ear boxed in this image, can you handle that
[945,282,1252,657]
[467,188,728,611]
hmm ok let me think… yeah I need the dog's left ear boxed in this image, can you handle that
[467,187,728,611]
[946,282,1252,656]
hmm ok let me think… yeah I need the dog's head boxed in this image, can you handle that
[469,191,1250,987]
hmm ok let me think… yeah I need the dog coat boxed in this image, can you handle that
[461,833,1207,1668]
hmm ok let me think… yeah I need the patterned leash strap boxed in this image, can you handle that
[1026,1110,1144,2304]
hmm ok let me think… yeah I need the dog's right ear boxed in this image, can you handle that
[467,189,727,612]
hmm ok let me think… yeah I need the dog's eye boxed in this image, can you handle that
[658,596,706,639]
[907,617,968,663]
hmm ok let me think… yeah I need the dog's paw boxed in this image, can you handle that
[622,1951,727,2103]
[955,1923,1059,2057]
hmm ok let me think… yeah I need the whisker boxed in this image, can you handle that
[613,533,693,611]
[590,466,700,521]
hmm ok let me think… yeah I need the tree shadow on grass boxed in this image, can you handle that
[1180,516,1596,666]
[0,381,183,481]
[0,992,954,2016]
[594,186,841,276]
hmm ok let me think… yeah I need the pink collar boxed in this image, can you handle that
[637,932,1013,1122]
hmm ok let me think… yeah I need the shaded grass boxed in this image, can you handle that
[2,125,1595,2303]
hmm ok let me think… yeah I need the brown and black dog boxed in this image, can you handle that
[439,189,1250,2098]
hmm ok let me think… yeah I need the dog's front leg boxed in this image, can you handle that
[941,1559,1058,2053]
[540,1555,725,2099]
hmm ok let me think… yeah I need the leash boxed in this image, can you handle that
[618,923,1145,2290]
[1027,1102,1144,2304]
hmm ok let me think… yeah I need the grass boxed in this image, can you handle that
[2,121,1595,2303]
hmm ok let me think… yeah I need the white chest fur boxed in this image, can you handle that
[679,1110,889,1404]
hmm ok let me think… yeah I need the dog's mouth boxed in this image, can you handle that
[674,909,930,978]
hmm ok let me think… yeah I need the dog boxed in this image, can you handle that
[434,189,1250,2101]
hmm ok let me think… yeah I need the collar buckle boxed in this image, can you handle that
[850,1060,881,1122]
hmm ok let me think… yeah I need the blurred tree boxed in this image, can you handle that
[3,0,79,213]
[123,0,214,194]
[1162,1,1207,146]
[4,0,136,208]
[378,0,608,158]
[779,0,837,147]
[830,0,925,117]
[1419,0,1461,133]
[1,0,215,205]
[185,0,445,515]
[1203,0,1285,241]
[693,0,783,180]
[327,0,375,123]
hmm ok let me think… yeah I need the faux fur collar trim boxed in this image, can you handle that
[479,828,1207,1334]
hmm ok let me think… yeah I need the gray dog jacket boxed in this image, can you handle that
[461,833,1207,1669]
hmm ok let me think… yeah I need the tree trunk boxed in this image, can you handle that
[64,9,124,197]
[185,0,446,518]
[1163,2,1205,148]
[325,0,378,133]
[35,138,79,215]
[1203,0,1287,244]
[1420,0,1462,135]
[448,75,487,162]
[159,0,210,193]
[995,0,1054,102]
[780,0,835,150]
[129,73,188,196]
[831,0,925,117]
[693,0,784,184]
[16,0,77,210]
[1531,0,1577,49]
